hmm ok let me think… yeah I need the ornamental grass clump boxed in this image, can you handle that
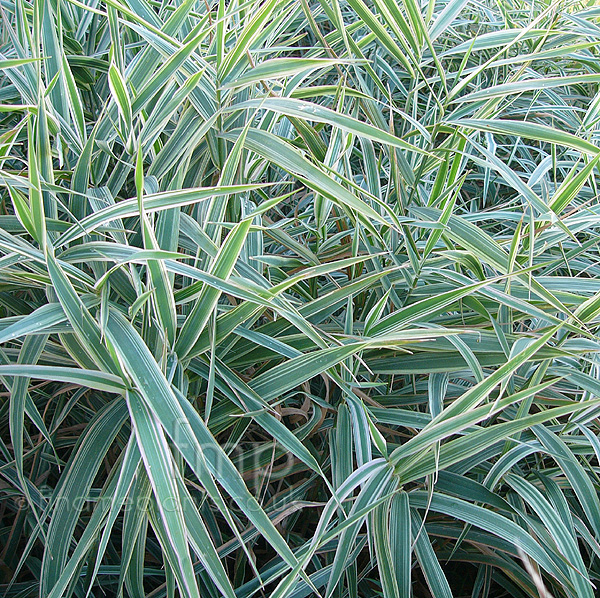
[2,0,600,597]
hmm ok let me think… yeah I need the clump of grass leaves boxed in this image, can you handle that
[2,0,600,597]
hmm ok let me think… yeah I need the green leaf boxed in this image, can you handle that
[127,390,201,598]
[452,119,600,156]
[108,62,132,133]
[230,98,430,154]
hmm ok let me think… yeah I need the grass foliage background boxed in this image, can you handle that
[2,0,600,596]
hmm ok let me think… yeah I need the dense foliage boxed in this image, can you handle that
[2,0,600,596]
